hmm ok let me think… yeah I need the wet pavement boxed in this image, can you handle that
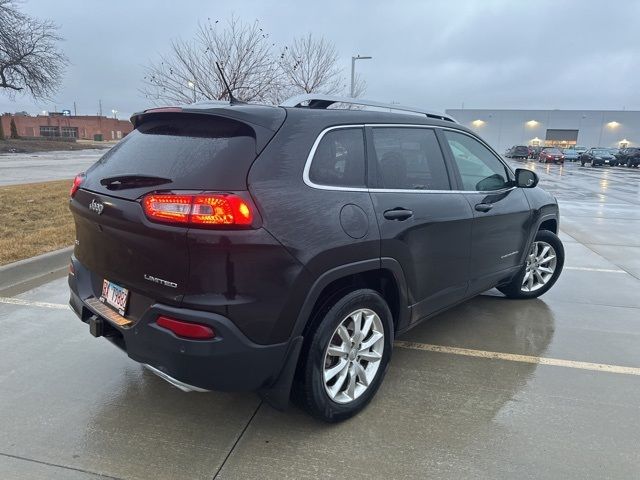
[0,149,107,186]
[1,160,639,479]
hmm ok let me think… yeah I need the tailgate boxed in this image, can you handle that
[70,188,189,304]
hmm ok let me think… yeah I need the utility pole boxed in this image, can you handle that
[98,99,103,117]
[73,101,77,116]
[350,55,372,98]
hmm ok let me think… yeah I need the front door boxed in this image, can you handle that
[440,129,532,294]
[367,126,474,322]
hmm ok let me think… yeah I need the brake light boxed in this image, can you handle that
[142,193,255,227]
[156,316,215,340]
[70,173,85,197]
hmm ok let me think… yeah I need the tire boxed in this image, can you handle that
[294,289,393,422]
[497,230,564,299]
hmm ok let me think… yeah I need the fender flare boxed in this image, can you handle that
[290,257,410,338]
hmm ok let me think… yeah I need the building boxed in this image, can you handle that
[0,113,133,141]
[445,109,639,154]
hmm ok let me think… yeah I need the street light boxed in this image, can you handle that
[111,109,118,119]
[351,55,372,98]
[188,81,196,103]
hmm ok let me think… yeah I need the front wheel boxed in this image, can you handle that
[498,230,564,299]
[295,289,393,422]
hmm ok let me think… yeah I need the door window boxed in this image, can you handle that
[371,127,450,190]
[309,128,366,187]
[443,130,512,191]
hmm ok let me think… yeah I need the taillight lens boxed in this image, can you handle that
[156,316,215,340]
[70,173,85,197]
[142,192,255,228]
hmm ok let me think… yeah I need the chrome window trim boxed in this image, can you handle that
[302,123,516,194]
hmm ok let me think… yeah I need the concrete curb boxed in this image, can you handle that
[0,246,73,295]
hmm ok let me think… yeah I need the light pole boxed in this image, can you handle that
[111,109,118,120]
[188,81,196,103]
[351,55,372,97]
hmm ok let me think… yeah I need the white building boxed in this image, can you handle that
[445,109,639,154]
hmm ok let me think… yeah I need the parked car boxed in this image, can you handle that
[579,148,617,166]
[67,94,564,422]
[538,148,565,164]
[562,148,579,162]
[528,146,543,159]
[574,145,588,155]
[505,145,530,159]
[616,147,640,167]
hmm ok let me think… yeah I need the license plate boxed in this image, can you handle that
[100,279,129,316]
[605,160,610,163]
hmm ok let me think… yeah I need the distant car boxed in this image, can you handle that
[579,148,617,167]
[574,145,587,155]
[538,148,565,164]
[562,148,579,162]
[616,147,640,167]
[506,145,530,159]
[529,146,543,159]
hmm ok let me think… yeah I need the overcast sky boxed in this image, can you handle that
[2,0,639,119]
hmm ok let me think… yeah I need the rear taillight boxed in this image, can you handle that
[70,173,85,197]
[142,192,255,228]
[156,316,215,340]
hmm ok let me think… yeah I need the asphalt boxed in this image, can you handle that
[1,159,639,479]
[0,149,107,186]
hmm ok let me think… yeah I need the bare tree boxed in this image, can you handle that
[0,0,67,99]
[279,34,343,96]
[141,16,281,104]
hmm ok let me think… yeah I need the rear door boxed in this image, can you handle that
[70,114,259,304]
[440,129,532,294]
[367,125,473,322]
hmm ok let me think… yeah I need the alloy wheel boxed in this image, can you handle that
[522,241,557,292]
[323,308,385,404]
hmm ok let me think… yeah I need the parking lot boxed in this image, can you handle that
[1,159,639,479]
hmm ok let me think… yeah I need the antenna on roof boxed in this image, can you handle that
[215,62,243,105]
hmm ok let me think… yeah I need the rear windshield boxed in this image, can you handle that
[85,116,256,191]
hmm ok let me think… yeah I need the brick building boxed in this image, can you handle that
[0,113,133,141]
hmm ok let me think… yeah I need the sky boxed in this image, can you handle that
[2,0,640,120]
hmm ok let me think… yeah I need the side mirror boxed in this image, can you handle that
[515,168,538,188]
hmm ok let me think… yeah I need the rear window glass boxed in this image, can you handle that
[372,127,450,190]
[309,128,366,187]
[86,116,256,190]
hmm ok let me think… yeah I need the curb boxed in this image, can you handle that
[0,246,73,295]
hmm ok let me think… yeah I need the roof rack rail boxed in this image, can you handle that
[280,94,457,123]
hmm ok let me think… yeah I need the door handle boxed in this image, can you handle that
[383,208,413,221]
[475,203,493,212]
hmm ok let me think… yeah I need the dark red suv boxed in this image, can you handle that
[68,95,564,422]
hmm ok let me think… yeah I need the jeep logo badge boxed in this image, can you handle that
[89,199,104,215]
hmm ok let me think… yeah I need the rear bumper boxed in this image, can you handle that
[68,259,293,392]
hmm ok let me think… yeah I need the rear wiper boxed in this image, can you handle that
[100,175,172,190]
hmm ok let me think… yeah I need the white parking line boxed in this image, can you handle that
[564,266,626,274]
[395,341,640,376]
[0,297,68,310]
[4,297,637,376]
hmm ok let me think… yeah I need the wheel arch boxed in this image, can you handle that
[291,258,410,339]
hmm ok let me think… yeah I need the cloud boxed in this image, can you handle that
[1,0,638,118]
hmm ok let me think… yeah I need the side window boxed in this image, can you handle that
[309,128,365,187]
[443,130,512,192]
[371,127,450,190]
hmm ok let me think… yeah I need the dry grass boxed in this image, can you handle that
[0,179,74,266]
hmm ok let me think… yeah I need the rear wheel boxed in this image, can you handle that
[295,289,393,422]
[498,230,564,299]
